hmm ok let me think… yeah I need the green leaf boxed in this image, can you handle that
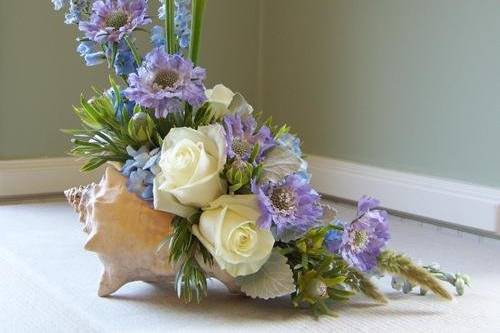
[189,0,206,64]
[236,249,296,300]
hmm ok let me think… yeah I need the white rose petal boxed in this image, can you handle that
[192,195,275,277]
[205,84,253,119]
[153,124,228,217]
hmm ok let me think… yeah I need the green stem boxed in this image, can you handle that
[165,0,177,54]
[124,36,142,66]
[189,0,206,64]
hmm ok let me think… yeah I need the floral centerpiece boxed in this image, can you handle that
[52,0,469,316]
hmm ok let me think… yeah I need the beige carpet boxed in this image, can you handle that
[1,199,499,333]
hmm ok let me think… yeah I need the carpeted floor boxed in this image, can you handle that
[1,199,499,332]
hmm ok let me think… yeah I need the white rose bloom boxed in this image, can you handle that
[153,124,227,218]
[192,195,275,277]
[205,84,254,119]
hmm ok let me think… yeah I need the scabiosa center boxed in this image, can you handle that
[153,69,180,89]
[231,138,252,158]
[269,187,297,217]
[350,229,369,251]
[105,10,129,29]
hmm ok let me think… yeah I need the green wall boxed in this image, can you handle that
[1,1,499,188]
[261,0,500,188]
[0,0,260,159]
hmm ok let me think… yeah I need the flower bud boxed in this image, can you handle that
[128,112,154,144]
[455,277,465,296]
[391,276,404,291]
[306,278,328,299]
[225,159,254,190]
[402,281,414,294]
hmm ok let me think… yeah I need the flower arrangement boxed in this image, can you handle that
[53,0,469,316]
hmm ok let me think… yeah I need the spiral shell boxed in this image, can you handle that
[65,167,239,297]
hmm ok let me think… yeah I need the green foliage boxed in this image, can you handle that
[63,78,145,171]
[277,224,355,317]
[223,158,263,194]
[164,214,214,303]
[189,0,206,64]
[64,77,217,171]
[262,116,290,140]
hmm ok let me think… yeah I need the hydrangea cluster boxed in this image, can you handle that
[122,146,161,201]
[124,48,207,117]
[52,0,94,24]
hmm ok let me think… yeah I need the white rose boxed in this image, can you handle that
[205,84,253,119]
[153,124,227,218]
[192,195,275,277]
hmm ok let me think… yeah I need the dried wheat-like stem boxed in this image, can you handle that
[377,250,452,300]
[346,268,388,304]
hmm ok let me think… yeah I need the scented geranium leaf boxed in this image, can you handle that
[235,249,296,300]
[319,203,338,225]
[228,93,253,115]
[261,147,302,183]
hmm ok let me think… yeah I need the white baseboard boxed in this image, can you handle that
[0,157,103,198]
[2,155,499,234]
[308,155,500,234]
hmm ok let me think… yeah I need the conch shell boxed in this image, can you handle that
[65,167,239,297]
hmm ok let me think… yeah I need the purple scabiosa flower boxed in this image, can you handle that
[223,113,275,162]
[254,174,323,239]
[326,196,390,272]
[124,48,207,118]
[79,0,151,43]
[122,146,161,201]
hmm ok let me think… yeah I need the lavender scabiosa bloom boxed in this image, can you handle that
[122,146,161,201]
[79,0,150,43]
[326,196,390,272]
[124,48,207,118]
[254,174,323,239]
[224,113,275,162]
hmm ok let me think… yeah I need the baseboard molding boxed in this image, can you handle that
[308,155,500,234]
[0,157,103,198]
[2,155,499,234]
